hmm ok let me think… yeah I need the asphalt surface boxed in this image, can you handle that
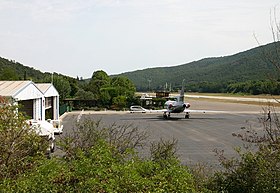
[60,100,269,168]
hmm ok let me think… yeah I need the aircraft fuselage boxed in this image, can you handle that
[164,100,186,114]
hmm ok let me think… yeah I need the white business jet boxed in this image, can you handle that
[157,80,192,119]
[130,80,219,119]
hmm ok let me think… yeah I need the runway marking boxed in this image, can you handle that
[77,109,84,122]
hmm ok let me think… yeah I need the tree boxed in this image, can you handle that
[85,71,136,108]
[75,88,94,100]
[87,70,111,99]
[67,77,79,97]
[109,76,136,109]
[112,95,127,109]
[44,74,71,102]
[111,76,136,98]
[0,67,19,80]
[99,87,112,107]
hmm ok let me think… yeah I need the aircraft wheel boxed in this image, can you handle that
[185,114,190,119]
[163,114,168,119]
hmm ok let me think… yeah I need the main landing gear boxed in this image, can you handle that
[163,112,170,119]
[163,112,190,119]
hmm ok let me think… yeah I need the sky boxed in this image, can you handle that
[0,0,280,78]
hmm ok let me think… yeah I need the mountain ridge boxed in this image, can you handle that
[0,42,279,93]
[116,42,280,91]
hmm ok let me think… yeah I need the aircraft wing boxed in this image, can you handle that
[130,106,169,113]
[149,109,169,113]
[135,108,172,113]
[184,109,227,113]
[148,109,226,113]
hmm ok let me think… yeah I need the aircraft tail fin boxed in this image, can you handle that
[179,79,185,102]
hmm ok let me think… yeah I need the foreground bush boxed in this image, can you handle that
[3,103,280,192]
[207,108,280,193]
[1,139,198,192]
[0,118,200,192]
[208,147,280,193]
[0,99,48,180]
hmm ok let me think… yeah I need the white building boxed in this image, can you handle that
[36,83,60,120]
[0,81,60,121]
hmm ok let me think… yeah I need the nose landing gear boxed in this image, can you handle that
[185,112,190,119]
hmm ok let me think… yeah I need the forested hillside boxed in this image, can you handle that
[1,41,280,95]
[0,57,79,103]
[0,58,136,109]
[0,57,50,81]
[118,42,280,94]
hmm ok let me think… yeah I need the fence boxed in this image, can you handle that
[59,104,68,115]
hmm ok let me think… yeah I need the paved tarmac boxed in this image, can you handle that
[60,101,271,168]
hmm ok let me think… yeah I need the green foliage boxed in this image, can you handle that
[87,70,111,98]
[1,143,196,192]
[0,119,198,192]
[111,76,136,98]
[189,81,227,93]
[0,67,19,80]
[3,42,280,97]
[227,80,280,95]
[112,95,127,109]
[0,98,47,180]
[0,57,78,101]
[81,71,137,109]
[52,76,71,101]
[150,138,178,163]
[99,87,114,107]
[209,147,280,193]
[75,88,95,100]
[1,42,280,95]
[117,42,280,93]
[0,159,72,193]
[43,74,71,102]
[67,76,79,97]
[0,57,47,81]
[207,108,280,192]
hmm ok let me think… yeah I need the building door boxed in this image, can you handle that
[18,100,33,119]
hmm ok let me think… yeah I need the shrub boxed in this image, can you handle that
[1,119,199,192]
[0,98,47,180]
[208,107,280,192]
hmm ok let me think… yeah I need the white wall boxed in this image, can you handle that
[14,83,43,101]
[33,98,42,120]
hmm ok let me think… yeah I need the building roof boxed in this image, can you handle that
[36,83,59,97]
[0,81,45,101]
[36,83,51,93]
[0,81,59,100]
[0,81,32,97]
